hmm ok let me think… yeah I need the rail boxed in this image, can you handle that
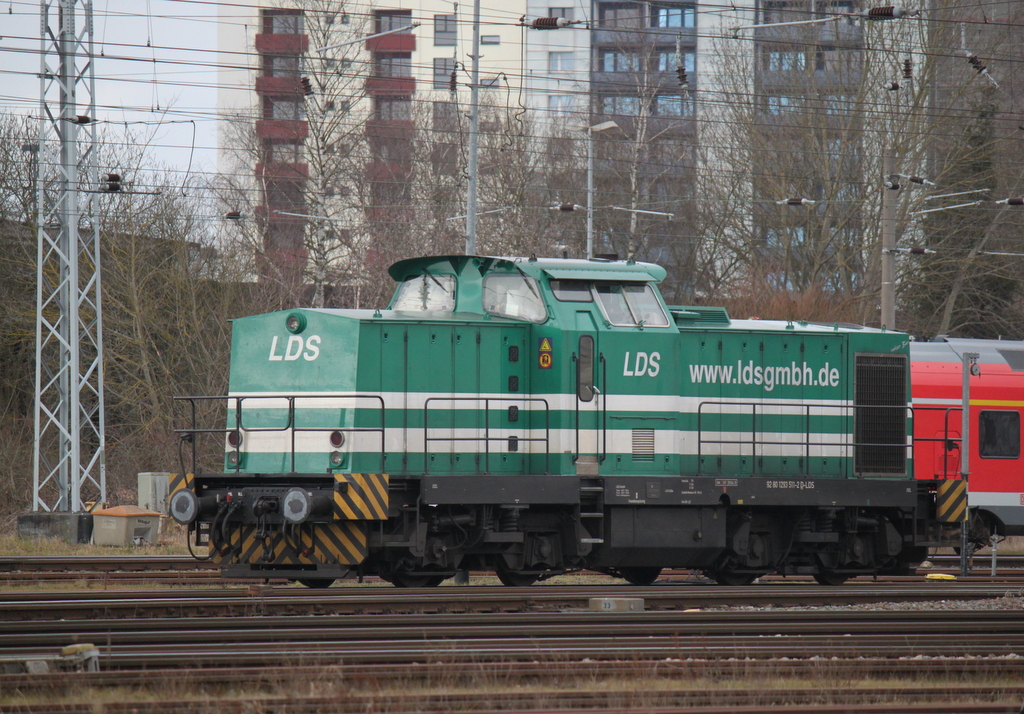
[174,394,386,475]
[422,396,550,475]
[696,401,912,477]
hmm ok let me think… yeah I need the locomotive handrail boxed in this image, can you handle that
[422,396,550,475]
[696,401,912,478]
[910,405,964,479]
[173,394,387,475]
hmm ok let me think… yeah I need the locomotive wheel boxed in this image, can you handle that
[296,578,336,589]
[495,564,539,587]
[812,572,849,586]
[619,567,662,586]
[709,570,759,586]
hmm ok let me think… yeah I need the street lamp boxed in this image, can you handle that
[578,120,618,259]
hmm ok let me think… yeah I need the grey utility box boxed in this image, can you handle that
[137,472,171,514]
[91,505,163,546]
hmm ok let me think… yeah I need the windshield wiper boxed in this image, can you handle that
[421,269,450,294]
[513,264,540,299]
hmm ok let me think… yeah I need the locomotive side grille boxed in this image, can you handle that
[632,428,655,461]
[854,353,907,475]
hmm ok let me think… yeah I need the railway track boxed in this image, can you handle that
[2,581,1022,712]
[2,580,1022,620]
[1,553,1022,586]
[3,594,1024,665]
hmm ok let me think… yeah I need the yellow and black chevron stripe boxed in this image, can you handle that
[937,479,968,523]
[333,473,389,520]
[211,522,368,566]
[169,472,194,495]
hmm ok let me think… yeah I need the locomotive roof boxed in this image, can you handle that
[911,336,1024,368]
[387,254,667,283]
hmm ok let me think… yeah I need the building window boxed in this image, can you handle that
[765,95,800,113]
[598,2,641,28]
[376,53,412,77]
[434,57,456,89]
[549,51,573,71]
[264,97,305,120]
[549,94,575,114]
[656,49,695,73]
[653,94,692,116]
[763,1,795,24]
[549,6,574,20]
[433,101,459,130]
[376,10,412,33]
[266,141,304,163]
[600,94,640,115]
[375,97,412,120]
[822,93,854,115]
[599,49,639,72]
[650,4,695,27]
[264,10,303,35]
[764,50,807,71]
[265,54,300,78]
[481,35,501,44]
[434,14,457,45]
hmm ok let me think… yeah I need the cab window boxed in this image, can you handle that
[392,274,456,311]
[483,274,547,323]
[551,279,593,302]
[595,283,669,327]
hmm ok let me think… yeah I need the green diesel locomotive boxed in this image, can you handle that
[170,255,945,586]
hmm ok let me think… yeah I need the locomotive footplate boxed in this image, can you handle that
[603,475,919,509]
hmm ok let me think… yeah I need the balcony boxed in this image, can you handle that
[753,22,861,46]
[256,119,309,141]
[255,75,303,96]
[365,160,412,183]
[255,162,309,180]
[365,76,415,96]
[366,33,415,53]
[255,33,309,55]
[592,26,696,47]
[365,117,415,139]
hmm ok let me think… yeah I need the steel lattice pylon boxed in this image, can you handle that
[33,0,106,512]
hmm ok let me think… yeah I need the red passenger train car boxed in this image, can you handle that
[911,338,1024,542]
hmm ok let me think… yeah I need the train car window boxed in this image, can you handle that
[595,284,634,325]
[622,284,670,326]
[979,410,1020,459]
[577,335,595,402]
[550,279,593,302]
[482,274,548,323]
[595,283,669,326]
[392,273,456,311]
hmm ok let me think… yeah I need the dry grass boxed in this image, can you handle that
[0,528,189,557]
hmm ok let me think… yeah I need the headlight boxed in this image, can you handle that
[286,312,307,334]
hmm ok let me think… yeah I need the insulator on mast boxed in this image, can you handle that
[903,59,913,79]
[966,54,987,74]
[864,5,904,18]
[531,16,570,29]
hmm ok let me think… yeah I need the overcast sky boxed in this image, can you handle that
[1,0,222,184]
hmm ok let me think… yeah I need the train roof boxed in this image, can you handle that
[911,337,1024,369]
[388,254,668,283]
